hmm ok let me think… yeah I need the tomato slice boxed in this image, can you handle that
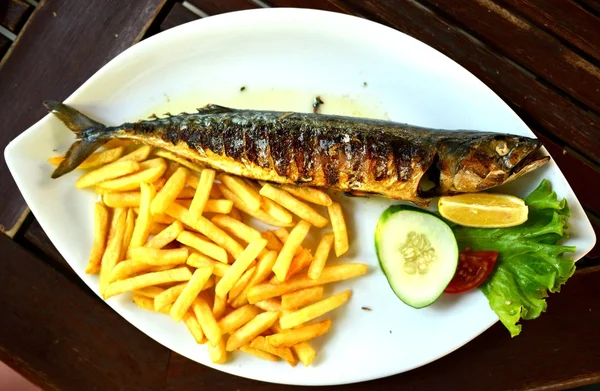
[444,250,498,294]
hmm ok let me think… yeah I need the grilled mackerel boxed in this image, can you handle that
[45,101,548,205]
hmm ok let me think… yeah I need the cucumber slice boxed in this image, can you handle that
[375,205,458,309]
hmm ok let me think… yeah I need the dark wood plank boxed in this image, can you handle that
[418,0,600,115]
[494,0,600,62]
[23,218,73,272]
[160,2,199,31]
[167,265,600,390]
[0,0,168,236]
[0,33,10,58]
[0,233,170,391]
[186,0,259,15]
[0,0,33,33]
[576,0,600,14]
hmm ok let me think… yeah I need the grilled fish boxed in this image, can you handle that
[45,100,549,205]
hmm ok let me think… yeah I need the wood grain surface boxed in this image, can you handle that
[0,0,33,33]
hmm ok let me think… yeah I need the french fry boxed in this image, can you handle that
[183,312,206,344]
[272,228,302,255]
[109,260,153,282]
[103,191,141,208]
[192,295,222,346]
[97,158,167,191]
[262,231,283,252]
[230,250,277,308]
[229,266,255,302]
[164,160,180,179]
[208,336,228,364]
[187,252,231,277]
[281,248,313,281]
[281,286,324,310]
[249,336,297,366]
[228,206,242,221]
[153,177,167,192]
[152,213,175,225]
[99,208,127,296]
[177,231,228,263]
[217,174,262,212]
[254,298,282,312]
[85,202,110,274]
[103,139,132,149]
[188,168,216,222]
[176,186,196,199]
[170,266,214,322]
[186,177,222,198]
[216,238,267,298]
[239,345,279,361]
[122,209,136,259]
[217,184,294,228]
[211,214,262,244]
[280,290,351,329]
[104,267,192,299]
[261,197,293,224]
[154,149,205,172]
[272,220,311,282]
[292,342,317,366]
[128,182,156,257]
[259,184,328,228]
[308,232,334,280]
[133,286,164,298]
[149,223,169,236]
[213,290,227,320]
[247,263,368,303]
[217,304,262,335]
[278,184,332,206]
[145,220,184,249]
[48,146,125,169]
[154,282,187,311]
[203,199,234,214]
[117,144,153,162]
[132,294,166,313]
[76,160,140,189]
[328,202,349,256]
[266,320,331,347]
[150,166,188,215]
[130,247,188,266]
[225,311,280,352]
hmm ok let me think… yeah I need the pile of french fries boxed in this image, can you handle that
[49,139,368,366]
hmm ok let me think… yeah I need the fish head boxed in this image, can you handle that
[426,133,550,195]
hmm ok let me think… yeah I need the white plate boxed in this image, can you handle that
[4,8,596,386]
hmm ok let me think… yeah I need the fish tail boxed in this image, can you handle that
[44,100,111,179]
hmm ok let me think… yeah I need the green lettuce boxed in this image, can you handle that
[451,179,575,337]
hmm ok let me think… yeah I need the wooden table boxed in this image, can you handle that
[1,1,599,390]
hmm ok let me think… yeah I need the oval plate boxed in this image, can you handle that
[4,8,596,386]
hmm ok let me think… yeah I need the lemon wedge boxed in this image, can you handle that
[438,193,528,228]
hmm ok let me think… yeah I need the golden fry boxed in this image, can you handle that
[49,146,124,170]
[259,184,328,228]
[272,228,302,255]
[109,260,151,282]
[292,342,316,366]
[128,182,156,256]
[281,286,324,310]
[211,214,262,244]
[228,266,255,302]
[183,199,234,214]
[154,282,187,311]
[153,177,167,192]
[215,238,267,298]
[170,266,214,322]
[192,295,222,347]
[85,202,110,274]
[97,158,167,191]
[225,311,280,352]
[104,267,192,299]
[177,230,228,263]
[230,251,277,308]
[154,149,204,172]
[133,286,164,298]
[253,298,282,312]
[99,208,127,296]
[145,220,184,249]
[278,184,332,206]
[272,220,311,282]
[176,186,196,199]
[328,202,349,256]
[103,191,141,208]
[188,168,215,222]
[249,336,297,366]
[213,291,227,320]
[307,232,334,280]
[121,208,136,259]
[247,263,367,303]
[282,248,313,281]
[117,144,153,162]
[130,247,188,266]
[150,166,188,215]
[187,252,231,277]
[76,160,140,189]
[152,213,176,225]
[266,319,331,347]
[208,336,228,364]
[149,223,169,236]
[164,160,180,179]
[228,206,242,221]
[183,312,206,344]
[261,197,293,224]
[132,294,160,312]
[280,290,351,329]
[262,231,283,252]
[239,346,279,361]
[217,174,262,212]
[217,304,261,335]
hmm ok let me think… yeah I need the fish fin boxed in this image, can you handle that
[43,100,109,179]
[196,104,235,114]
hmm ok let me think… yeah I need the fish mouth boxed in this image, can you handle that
[504,141,550,183]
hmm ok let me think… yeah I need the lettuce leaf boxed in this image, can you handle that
[451,179,575,337]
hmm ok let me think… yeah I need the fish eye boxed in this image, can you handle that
[495,141,510,156]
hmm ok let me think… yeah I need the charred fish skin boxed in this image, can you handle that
[44,101,549,204]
